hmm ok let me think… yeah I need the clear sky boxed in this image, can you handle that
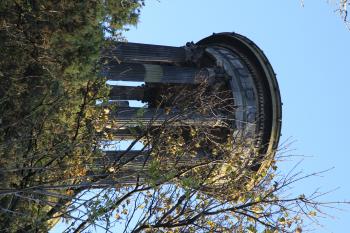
[122,1,350,232]
[51,1,350,232]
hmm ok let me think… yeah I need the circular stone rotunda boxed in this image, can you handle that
[99,32,282,193]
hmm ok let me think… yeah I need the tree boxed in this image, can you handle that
[335,0,350,29]
[0,0,143,232]
[303,0,350,29]
[49,81,339,233]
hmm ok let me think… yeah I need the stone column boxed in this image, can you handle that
[111,107,225,127]
[103,42,188,64]
[109,85,145,101]
[101,63,216,84]
[97,150,213,168]
[98,100,129,107]
[102,127,143,140]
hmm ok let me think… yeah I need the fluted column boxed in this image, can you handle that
[97,150,212,167]
[109,85,145,101]
[111,107,225,127]
[102,127,142,140]
[103,42,188,64]
[98,100,129,107]
[101,63,216,84]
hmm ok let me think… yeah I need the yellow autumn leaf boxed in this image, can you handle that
[308,211,317,217]
[103,108,110,114]
[66,189,74,196]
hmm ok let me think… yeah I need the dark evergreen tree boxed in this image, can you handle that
[0,1,143,231]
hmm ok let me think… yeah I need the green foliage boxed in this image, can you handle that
[0,0,143,231]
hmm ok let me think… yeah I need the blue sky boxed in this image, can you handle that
[51,1,350,232]
[122,1,350,232]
